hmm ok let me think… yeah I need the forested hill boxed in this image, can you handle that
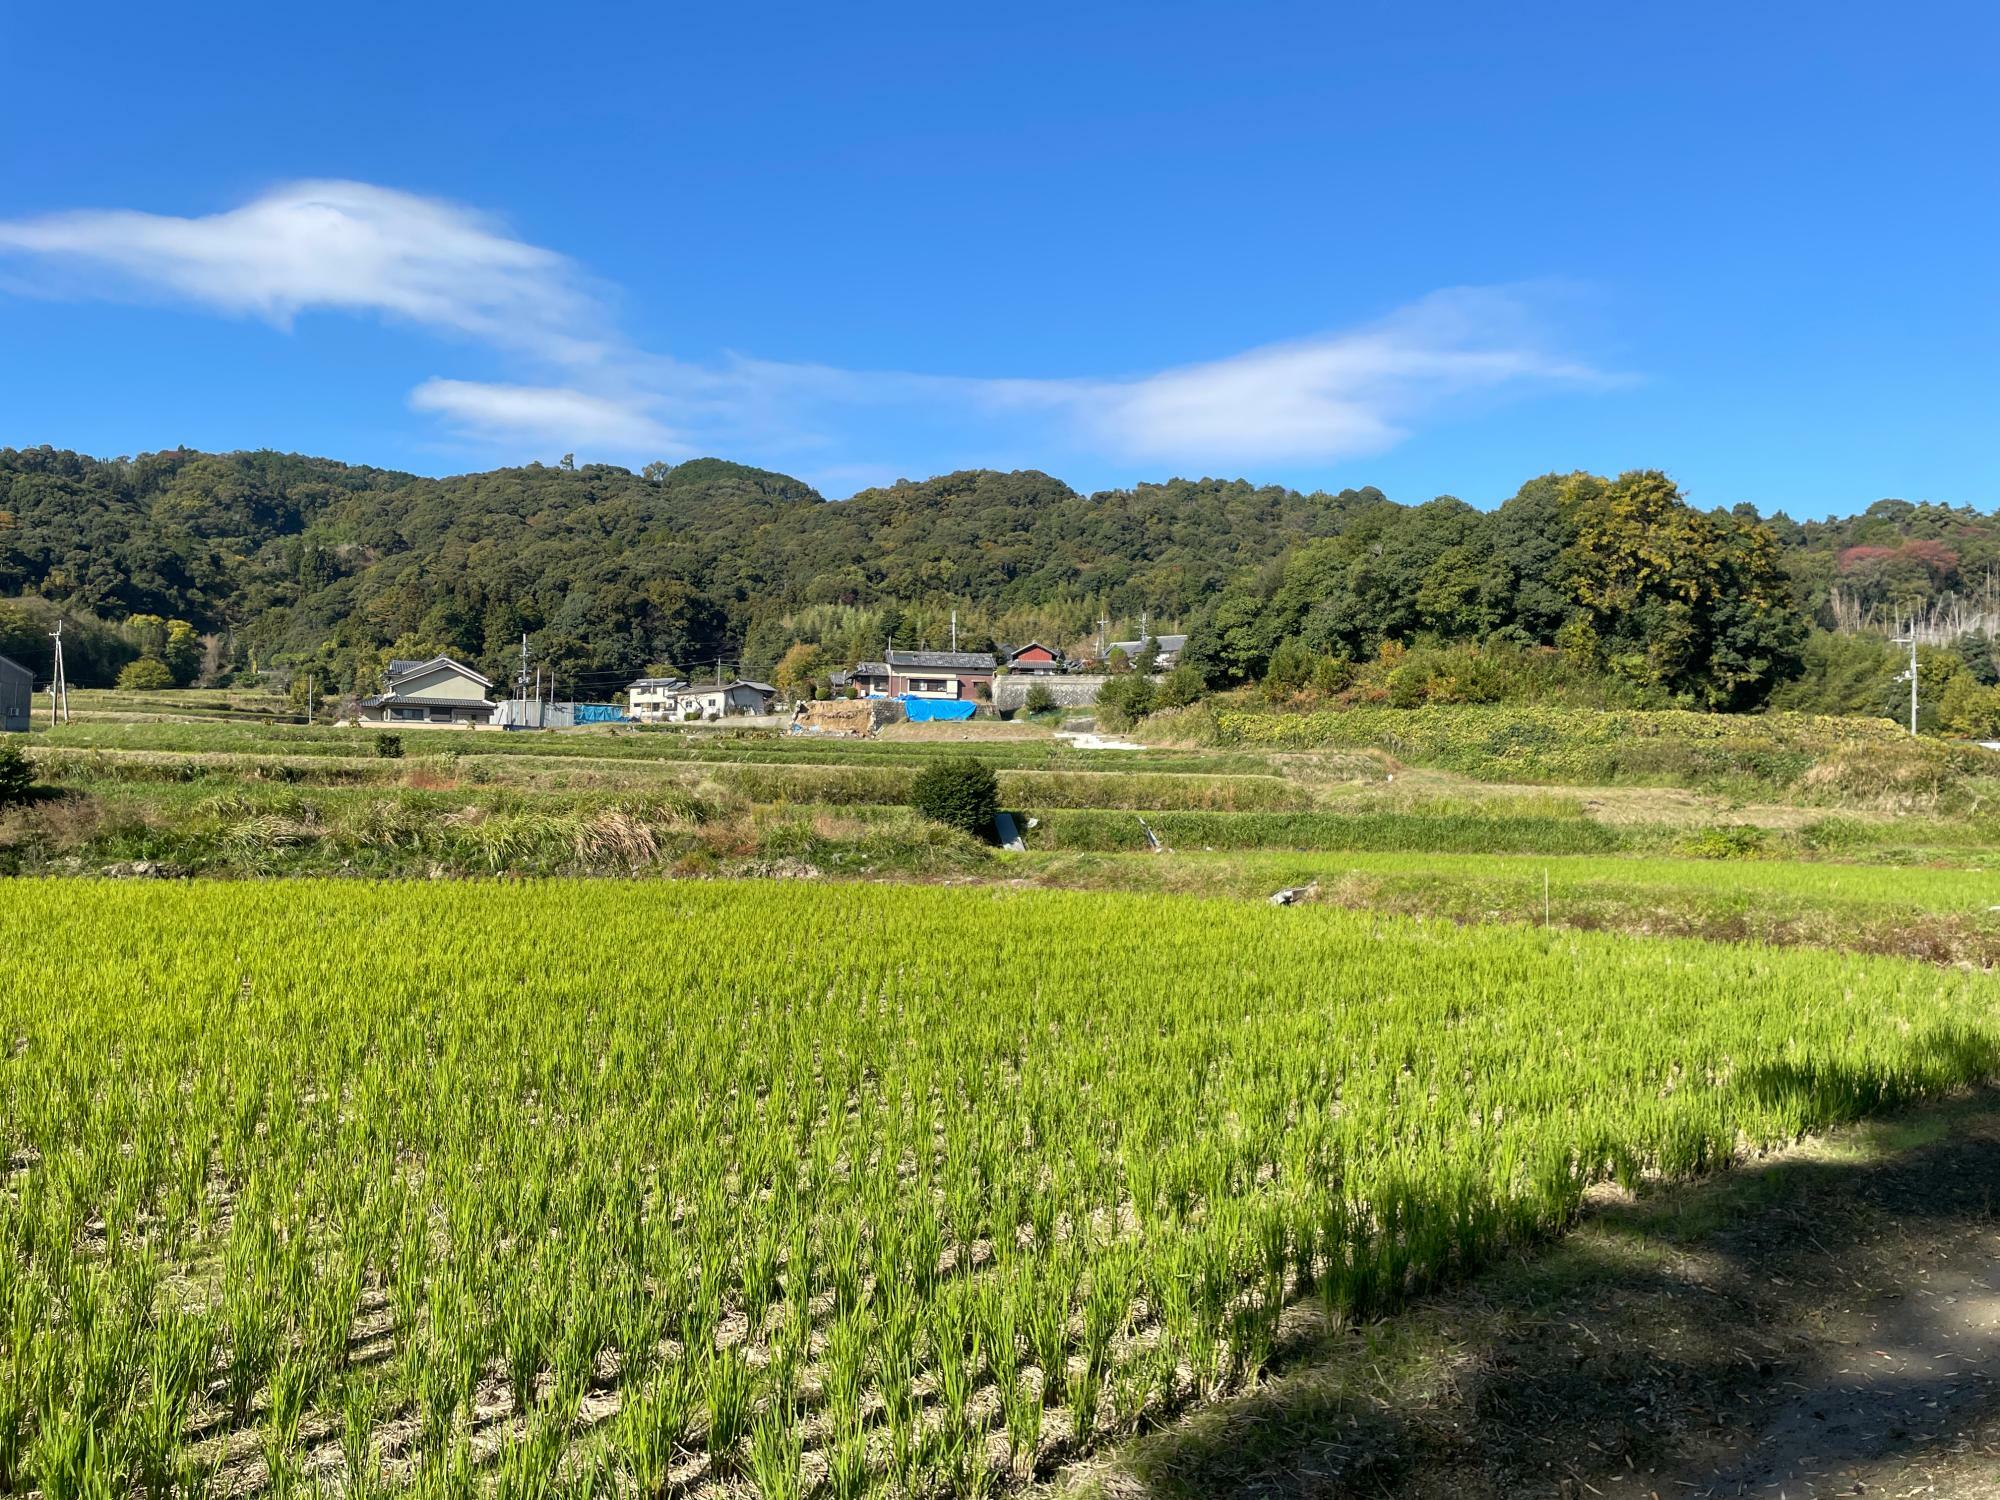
[0,447,1376,685]
[0,444,1994,707]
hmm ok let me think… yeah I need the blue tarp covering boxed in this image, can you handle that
[898,696,977,722]
[573,703,631,724]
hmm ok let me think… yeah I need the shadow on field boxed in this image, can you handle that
[1078,1090,2000,1500]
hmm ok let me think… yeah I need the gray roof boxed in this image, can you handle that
[0,653,31,684]
[665,680,775,697]
[627,676,689,689]
[1109,634,1187,655]
[361,695,495,711]
[385,655,495,689]
[886,649,997,671]
[852,661,889,676]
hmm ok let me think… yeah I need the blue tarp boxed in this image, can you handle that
[898,696,977,722]
[574,703,631,724]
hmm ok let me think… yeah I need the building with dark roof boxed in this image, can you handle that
[999,641,1066,674]
[886,648,996,701]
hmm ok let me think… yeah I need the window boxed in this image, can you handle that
[429,708,453,723]
[389,706,425,722]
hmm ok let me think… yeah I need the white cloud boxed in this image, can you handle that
[409,380,678,451]
[0,181,1615,472]
[0,180,607,364]
[973,289,1610,463]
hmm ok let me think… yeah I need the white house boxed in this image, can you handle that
[357,657,497,727]
[0,653,31,732]
[625,676,691,723]
[625,678,776,722]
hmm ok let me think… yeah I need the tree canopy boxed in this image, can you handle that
[0,444,1983,709]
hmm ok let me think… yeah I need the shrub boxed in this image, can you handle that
[115,657,177,692]
[0,740,34,805]
[1156,665,1207,710]
[1672,824,1768,859]
[911,756,1000,837]
[1023,683,1057,715]
[1095,675,1156,728]
[374,732,405,760]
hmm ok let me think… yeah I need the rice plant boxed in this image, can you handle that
[1,878,1994,1495]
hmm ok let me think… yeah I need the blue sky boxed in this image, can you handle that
[1,1,1994,513]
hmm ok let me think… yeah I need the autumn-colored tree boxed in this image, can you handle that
[774,642,830,701]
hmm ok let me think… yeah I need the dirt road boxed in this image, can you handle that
[1068,1094,2000,1500]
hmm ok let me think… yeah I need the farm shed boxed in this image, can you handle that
[0,653,30,732]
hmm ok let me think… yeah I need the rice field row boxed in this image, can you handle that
[4,880,1996,1497]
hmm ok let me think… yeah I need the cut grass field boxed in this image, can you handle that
[1010,848,2000,965]
[4,880,1996,1498]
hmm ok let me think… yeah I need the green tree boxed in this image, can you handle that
[1022,683,1056,714]
[910,757,999,837]
[1566,470,1803,709]
[1095,674,1156,728]
[1155,663,1207,709]
[163,620,204,685]
[116,657,176,691]
[0,740,34,805]
[1938,672,2000,739]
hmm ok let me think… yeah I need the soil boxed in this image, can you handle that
[1067,1093,2000,1500]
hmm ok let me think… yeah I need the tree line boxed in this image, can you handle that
[1,444,1994,716]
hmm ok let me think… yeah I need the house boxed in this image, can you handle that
[0,653,31,732]
[626,678,776,722]
[887,649,996,701]
[357,657,497,726]
[626,676,691,723]
[999,642,1065,675]
[849,661,891,697]
[1107,633,1187,669]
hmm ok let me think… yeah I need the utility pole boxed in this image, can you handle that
[1097,615,1110,660]
[950,609,959,652]
[1893,618,1919,736]
[47,618,69,727]
[516,634,531,719]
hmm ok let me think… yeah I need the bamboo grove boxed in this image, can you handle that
[3,881,1995,1498]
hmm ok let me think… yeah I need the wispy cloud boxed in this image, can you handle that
[973,290,1610,464]
[0,180,608,364]
[0,180,1616,478]
[409,379,678,451]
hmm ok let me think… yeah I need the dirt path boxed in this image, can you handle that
[1065,1094,2000,1500]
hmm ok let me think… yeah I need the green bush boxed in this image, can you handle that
[1156,664,1208,710]
[911,756,1000,836]
[1023,683,1057,715]
[115,657,177,692]
[1096,674,1156,728]
[374,732,405,760]
[1672,824,1768,859]
[0,740,34,805]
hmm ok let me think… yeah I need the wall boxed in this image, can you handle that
[993,673,1112,709]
